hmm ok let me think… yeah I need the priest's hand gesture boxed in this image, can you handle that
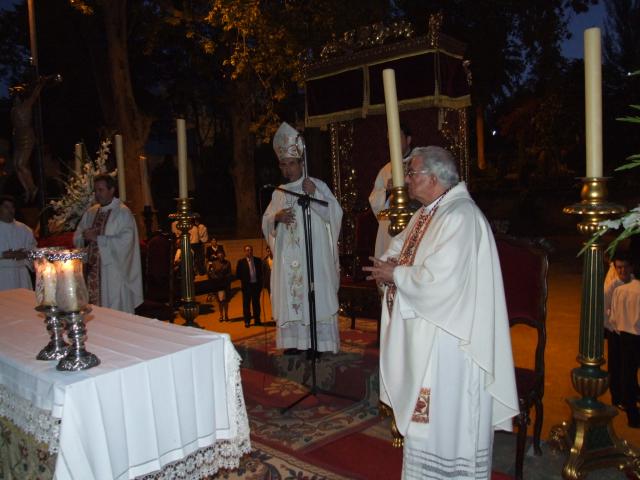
[302,178,316,195]
[275,208,295,225]
[363,256,396,286]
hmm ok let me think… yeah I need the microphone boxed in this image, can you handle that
[261,184,275,190]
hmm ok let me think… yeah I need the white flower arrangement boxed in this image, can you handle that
[585,71,640,255]
[588,206,640,255]
[47,140,117,234]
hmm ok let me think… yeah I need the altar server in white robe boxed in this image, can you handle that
[0,194,36,291]
[74,174,143,313]
[262,122,342,353]
[368,123,412,258]
[364,146,518,479]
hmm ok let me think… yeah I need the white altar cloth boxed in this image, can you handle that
[0,289,250,480]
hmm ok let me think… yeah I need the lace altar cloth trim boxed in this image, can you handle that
[0,347,251,478]
[137,437,251,480]
[0,384,61,454]
[138,350,251,479]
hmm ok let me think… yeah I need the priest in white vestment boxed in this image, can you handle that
[0,194,36,291]
[262,122,342,353]
[74,174,143,314]
[364,146,519,479]
[368,123,412,259]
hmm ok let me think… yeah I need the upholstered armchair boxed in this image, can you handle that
[496,235,549,480]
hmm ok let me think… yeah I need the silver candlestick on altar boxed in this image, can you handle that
[57,307,100,371]
[30,248,69,361]
[50,249,100,371]
[35,305,68,361]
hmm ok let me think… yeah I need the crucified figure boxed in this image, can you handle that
[10,78,46,203]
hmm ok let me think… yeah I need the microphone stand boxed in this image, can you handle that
[268,184,358,413]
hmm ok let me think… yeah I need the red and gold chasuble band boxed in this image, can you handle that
[85,209,111,306]
[385,188,451,316]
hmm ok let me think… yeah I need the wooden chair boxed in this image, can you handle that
[339,209,381,343]
[496,235,548,480]
[135,231,176,322]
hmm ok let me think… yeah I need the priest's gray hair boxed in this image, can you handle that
[410,146,459,188]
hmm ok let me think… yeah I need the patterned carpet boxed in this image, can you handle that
[219,319,515,479]
[235,320,380,453]
[213,440,353,480]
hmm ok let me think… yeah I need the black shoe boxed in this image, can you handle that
[284,348,300,355]
[244,322,250,328]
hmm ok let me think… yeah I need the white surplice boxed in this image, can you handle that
[610,279,640,335]
[379,182,519,479]
[74,198,143,313]
[262,176,342,352]
[0,220,36,291]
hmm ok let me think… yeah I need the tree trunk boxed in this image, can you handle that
[475,104,487,170]
[100,0,152,234]
[227,79,259,238]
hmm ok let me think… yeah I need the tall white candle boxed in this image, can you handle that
[114,134,127,201]
[42,261,57,306]
[74,143,83,175]
[59,260,78,312]
[177,118,188,198]
[382,69,405,188]
[139,155,153,206]
[584,27,603,178]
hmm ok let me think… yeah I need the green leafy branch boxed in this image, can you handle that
[580,70,640,256]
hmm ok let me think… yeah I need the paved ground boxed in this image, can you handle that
[173,235,639,478]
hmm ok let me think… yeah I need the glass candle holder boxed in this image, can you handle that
[28,248,69,361]
[32,250,60,307]
[53,251,88,313]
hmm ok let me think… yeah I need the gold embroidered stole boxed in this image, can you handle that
[85,209,111,306]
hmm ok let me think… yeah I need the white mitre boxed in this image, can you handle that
[273,122,304,160]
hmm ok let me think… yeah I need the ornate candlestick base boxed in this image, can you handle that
[549,177,639,478]
[379,401,403,448]
[169,197,202,328]
[57,307,100,371]
[381,186,415,236]
[35,305,69,361]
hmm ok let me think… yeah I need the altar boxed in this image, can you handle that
[0,289,250,479]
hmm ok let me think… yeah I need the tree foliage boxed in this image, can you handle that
[603,0,640,173]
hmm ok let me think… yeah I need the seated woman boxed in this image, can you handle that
[207,250,232,321]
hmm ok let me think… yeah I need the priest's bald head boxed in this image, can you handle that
[405,146,459,205]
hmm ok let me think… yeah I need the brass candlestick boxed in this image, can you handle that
[550,177,639,478]
[378,185,414,448]
[381,185,414,236]
[169,198,201,328]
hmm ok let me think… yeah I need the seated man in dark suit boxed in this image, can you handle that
[235,245,263,327]
[205,237,225,262]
